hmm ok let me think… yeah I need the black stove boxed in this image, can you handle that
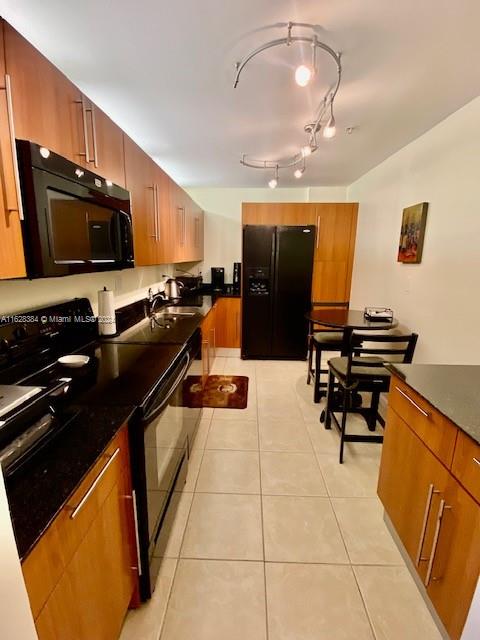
[0,298,188,477]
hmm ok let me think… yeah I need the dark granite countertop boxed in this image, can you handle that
[6,404,135,560]
[387,364,480,445]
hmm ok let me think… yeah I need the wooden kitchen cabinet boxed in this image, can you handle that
[377,408,449,580]
[0,25,26,279]
[215,297,241,348]
[81,97,126,187]
[4,22,125,186]
[3,22,84,164]
[22,426,138,639]
[378,375,480,639]
[125,136,157,265]
[310,203,358,303]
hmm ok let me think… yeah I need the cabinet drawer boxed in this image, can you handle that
[389,378,458,467]
[55,427,128,564]
[451,430,480,503]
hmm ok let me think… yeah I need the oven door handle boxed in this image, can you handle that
[142,352,191,423]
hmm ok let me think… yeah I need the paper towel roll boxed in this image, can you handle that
[98,287,117,336]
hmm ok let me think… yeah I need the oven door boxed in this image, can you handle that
[131,336,202,600]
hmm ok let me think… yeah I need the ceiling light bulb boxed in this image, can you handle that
[323,115,336,139]
[39,147,50,158]
[295,65,313,87]
[294,168,304,179]
[268,178,278,189]
[301,145,312,157]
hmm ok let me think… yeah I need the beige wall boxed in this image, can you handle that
[348,96,480,364]
[0,264,174,315]
[186,186,348,283]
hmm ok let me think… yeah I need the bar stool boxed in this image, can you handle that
[307,302,349,403]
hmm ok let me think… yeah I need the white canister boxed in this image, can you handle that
[97,287,117,336]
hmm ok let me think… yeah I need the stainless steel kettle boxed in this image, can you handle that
[163,276,184,300]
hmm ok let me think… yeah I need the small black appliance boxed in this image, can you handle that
[233,262,241,293]
[211,267,225,292]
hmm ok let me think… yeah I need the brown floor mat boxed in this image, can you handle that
[183,375,249,409]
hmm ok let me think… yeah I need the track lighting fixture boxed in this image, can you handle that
[268,166,279,189]
[235,22,342,182]
[323,113,336,139]
[295,64,313,87]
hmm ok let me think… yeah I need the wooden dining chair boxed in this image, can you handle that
[321,331,418,463]
[306,301,349,403]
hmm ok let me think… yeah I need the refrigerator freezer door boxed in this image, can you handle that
[272,226,315,358]
[241,226,275,358]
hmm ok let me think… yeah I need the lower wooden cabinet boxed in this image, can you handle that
[201,303,217,378]
[378,378,480,640]
[215,297,241,348]
[22,426,138,640]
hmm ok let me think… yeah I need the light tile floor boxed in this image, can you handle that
[120,353,443,640]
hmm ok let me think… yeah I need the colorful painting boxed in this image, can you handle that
[397,202,428,263]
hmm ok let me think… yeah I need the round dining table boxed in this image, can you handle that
[305,308,398,356]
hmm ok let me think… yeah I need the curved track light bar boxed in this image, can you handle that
[234,22,342,184]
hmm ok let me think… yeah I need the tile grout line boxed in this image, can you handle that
[255,360,270,640]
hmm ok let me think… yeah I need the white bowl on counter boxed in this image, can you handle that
[57,355,90,368]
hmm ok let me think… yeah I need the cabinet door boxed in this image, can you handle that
[191,207,204,261]
[125,136,158,265]
[172,183,187,262]
[310,203,358,302]
[83,99,125,187]
[154,164,174,264]
[4,23,83,163]
[378,407,449,578]
[425,477,480,640]
[35,475,135,640]
[215,298,241,348]
[0,80,26,278]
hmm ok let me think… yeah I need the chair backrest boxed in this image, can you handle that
[344,332,419,383]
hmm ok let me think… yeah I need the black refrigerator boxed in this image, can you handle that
[242,225,315,359]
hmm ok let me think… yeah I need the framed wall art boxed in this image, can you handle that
[398,202,428,263]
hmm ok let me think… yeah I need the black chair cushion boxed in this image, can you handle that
[313,331,344,346]
[328,356,390,380]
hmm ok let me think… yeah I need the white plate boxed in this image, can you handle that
[57,355,90,368]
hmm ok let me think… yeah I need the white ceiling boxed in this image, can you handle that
[1,0,479,188]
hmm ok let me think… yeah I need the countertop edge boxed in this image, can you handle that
[386,363,480,445]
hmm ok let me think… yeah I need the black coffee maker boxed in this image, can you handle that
[211,267,225,292]
[233,262,241,293]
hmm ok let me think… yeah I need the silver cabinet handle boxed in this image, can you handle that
[316,215,320,249]
[178,207,185,246]
[75,95,91,162]
[424,499,451,587]
[415,483,440,566]
[473,457,480,466]
[155,184,160,241]
[183,207,186,246]
[147,186,157,239]
[68,447,120,519]
[89,103,99,168]
[194,216,199,248]
[3,75,24,220]
[394,386,430,418]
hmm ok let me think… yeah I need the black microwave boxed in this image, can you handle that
[16,140,134,278]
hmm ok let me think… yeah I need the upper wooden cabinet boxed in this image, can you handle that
[168,179,204,264]
[124,136,157,266]
[0,23,26,279]
[310,203,358,303]
[3,22,125,187]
